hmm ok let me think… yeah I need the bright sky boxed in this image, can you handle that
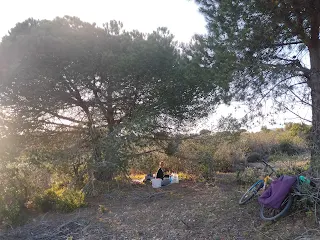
[0,0,207,43]
[0,0,311,133]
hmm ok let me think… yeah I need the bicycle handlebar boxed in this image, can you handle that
[261,160,276,174]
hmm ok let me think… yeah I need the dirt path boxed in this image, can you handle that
[1,173,319,240]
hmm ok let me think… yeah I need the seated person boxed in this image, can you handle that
[143,173,154,183]
[156,161,170,186]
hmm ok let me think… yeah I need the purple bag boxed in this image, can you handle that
[258,175,296,209]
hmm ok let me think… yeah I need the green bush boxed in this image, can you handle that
[129,125,310,179]
[213,141,245,172]
[240,131,279,155]
[198,152,215,179]
[34,188,86,213]
[33,190,58,212]
[239,129,308,157]
[284,122,311,137]
[236,167,263,184]
[276,165,309,177]
[0,179,28,226]
[278,141,302,155]
[58,189,86,212]
[267,153,308,162]
[0,201,25,226]
[246,152,262,163]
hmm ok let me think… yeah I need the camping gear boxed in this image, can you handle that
[162,177,170,186]
[258,175,296,209]
[171,173,179,184]
[143,174,154,182]
[299,175,311,185]
[151,178,162,188]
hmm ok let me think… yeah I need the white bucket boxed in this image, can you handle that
[151,178,162,188]
[171,174,179,184]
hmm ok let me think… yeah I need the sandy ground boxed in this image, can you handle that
[1,173,319,240]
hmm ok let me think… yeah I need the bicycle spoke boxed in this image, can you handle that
[239,180,264,205]
[260,194,293,221]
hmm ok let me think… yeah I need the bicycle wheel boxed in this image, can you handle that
[239,180,264,205]
[260,193,293,221]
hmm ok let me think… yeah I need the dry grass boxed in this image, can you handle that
[1,173,319,240]
[130,174,146,181]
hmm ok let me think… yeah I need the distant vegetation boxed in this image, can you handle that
[0,117,311,226]
[131,122,311,177]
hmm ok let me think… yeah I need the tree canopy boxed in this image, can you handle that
[0,16,228,132]
[194,0,320,173]
[0,16,230,188]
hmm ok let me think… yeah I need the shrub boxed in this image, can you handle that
[239,129,308,157]
[0,183,28,226]
[129,152,163,174]
[278,141,300,155]
[0,159,53,225]
[284,122,311,137]
[57,189,86,212]
[213,143,239,172]
[246,152,262,163]
[276,164,309,177]
[236,167,263,184]
[198,151,215,180]
[0,200,25,226]
[33,190,58,212]
[129,125,310,179]
[34,188,86,213]
[240,131,279,155]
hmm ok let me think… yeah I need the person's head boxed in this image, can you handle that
[159,161,164,168]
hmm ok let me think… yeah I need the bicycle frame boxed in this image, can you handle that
[261,160,276,191]
[238,160,277,205]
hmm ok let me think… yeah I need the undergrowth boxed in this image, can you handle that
[33,187,86,213]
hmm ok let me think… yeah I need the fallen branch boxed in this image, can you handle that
[178,218,191,230]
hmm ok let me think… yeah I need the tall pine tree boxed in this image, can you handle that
[195,0,320,174]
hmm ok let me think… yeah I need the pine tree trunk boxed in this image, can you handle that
[309,44,320,175]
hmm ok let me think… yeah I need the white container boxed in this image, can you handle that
[151,178,162,188]
[171,173,179,184]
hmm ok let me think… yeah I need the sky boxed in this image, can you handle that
[0,0,207,43]
[0,0,312,133]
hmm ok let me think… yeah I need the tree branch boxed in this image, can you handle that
[127,149,163,158]
[285,84,312,107]
[64,78,93,123]
[273,57,311,77]
[92,87,109,120]
[287,81,308,88]
[257,75,299,104]
[274,99,311,123]
[271,41,304,47]
[34,108,84,124]
[37,120,85,129]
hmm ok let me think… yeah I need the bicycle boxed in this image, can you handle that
[238,160,294,221]
[239,160,318,221]
[238,160,275,205]
[259,174,318,221]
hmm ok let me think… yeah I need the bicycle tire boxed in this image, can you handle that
[239,180,264,205]
[260,193,293,221]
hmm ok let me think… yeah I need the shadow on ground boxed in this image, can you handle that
[1,173,319,240]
